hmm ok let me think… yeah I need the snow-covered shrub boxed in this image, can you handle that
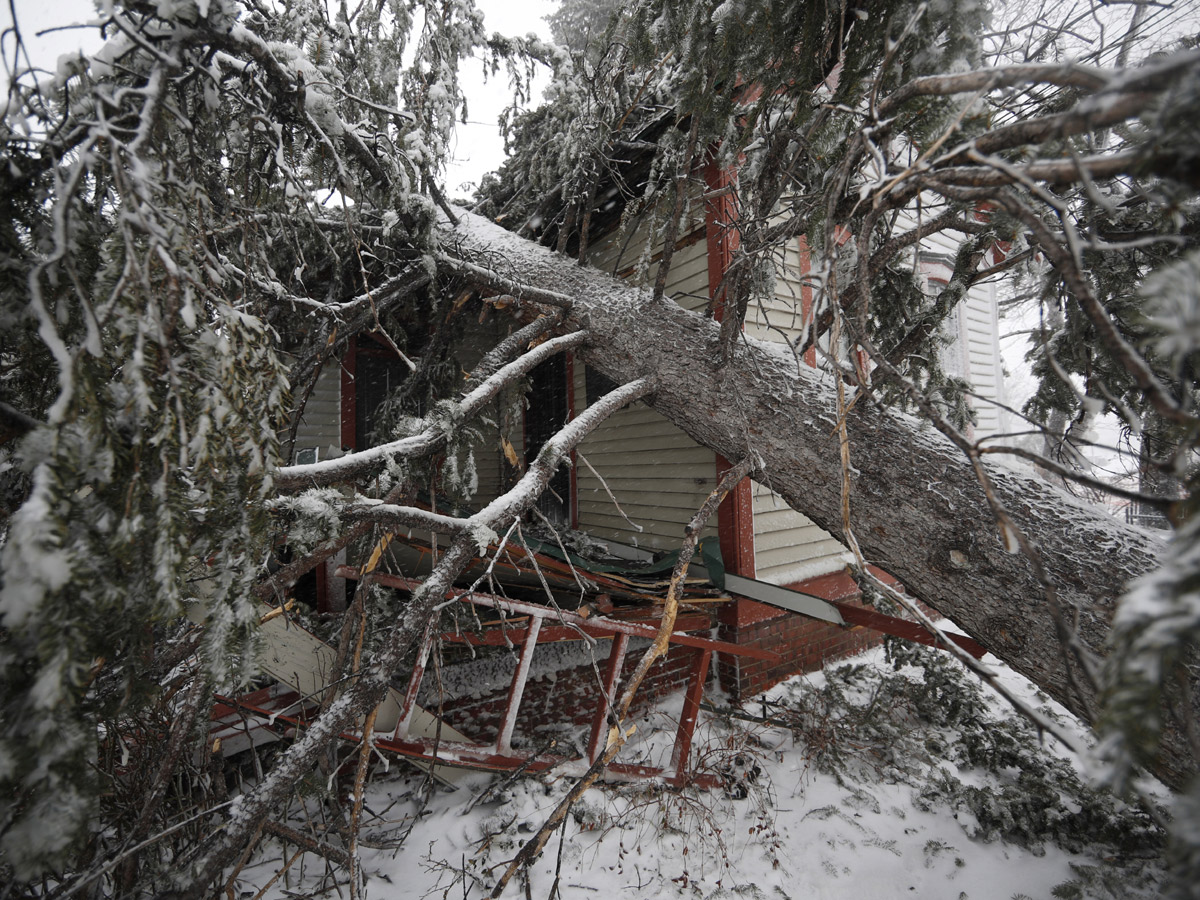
[771,642,1166,894]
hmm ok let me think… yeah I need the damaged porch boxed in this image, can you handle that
[213,529,984,789]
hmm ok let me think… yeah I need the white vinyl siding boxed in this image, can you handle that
[742,236,856,583]
[574,232,718,551]
[751,481,853,584]
[586,219,856,575]
[958,282,1006,438]
[745,239,812,347]
[921,226,1007,440]
[573,396,720,551]
[292,363,342,461]
[587,205,710,314]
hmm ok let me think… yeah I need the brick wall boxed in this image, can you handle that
[716,596,884,700]
[717,567,913,701]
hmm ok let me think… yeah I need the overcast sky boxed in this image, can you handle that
[0,0,557,195]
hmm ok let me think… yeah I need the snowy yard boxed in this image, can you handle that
[236,644,1167,900]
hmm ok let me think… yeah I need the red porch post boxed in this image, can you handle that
[704,157,756,579]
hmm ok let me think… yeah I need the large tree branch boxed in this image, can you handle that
[877,51,1200,158]
[877,62,1112,114]
[259,313,570,599]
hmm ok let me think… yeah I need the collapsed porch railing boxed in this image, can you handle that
[212,530,984,790]
[332,566,779,788]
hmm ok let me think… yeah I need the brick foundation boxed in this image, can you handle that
[717,566,913,701]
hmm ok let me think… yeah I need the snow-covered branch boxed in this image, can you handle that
[341,501,471,535]
[275,330,588,489]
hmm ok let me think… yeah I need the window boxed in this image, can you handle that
[354,342,408,450]
[525,355,571,525]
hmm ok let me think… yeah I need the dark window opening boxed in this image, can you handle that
[355,344,408,450]
[585,364,620,408]
[526,355,571,525]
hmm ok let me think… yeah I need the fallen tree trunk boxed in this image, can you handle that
[443,211,1192,788]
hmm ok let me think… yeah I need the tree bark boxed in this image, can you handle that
[442,211,1190,788]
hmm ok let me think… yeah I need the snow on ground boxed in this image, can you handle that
[237,646,1168,900]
